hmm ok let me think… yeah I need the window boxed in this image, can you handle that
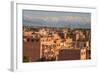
[27,38,30,42]
[31,39,34,42]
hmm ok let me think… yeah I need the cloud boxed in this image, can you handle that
[23,10,91,28]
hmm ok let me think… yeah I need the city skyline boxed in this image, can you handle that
[23,10,91,62]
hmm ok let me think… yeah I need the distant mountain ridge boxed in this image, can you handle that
[23,19,91,29]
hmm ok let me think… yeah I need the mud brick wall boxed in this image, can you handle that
[58,49,80,60]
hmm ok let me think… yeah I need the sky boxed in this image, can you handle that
[23,10,91,28]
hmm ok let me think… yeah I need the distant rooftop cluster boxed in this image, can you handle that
[23,27,91,62]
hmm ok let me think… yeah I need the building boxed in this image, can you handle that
[23,27,91,62]
[58,49,80,60]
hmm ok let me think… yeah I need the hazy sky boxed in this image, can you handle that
[23,10,91,28]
